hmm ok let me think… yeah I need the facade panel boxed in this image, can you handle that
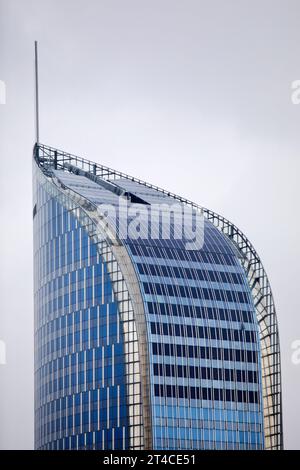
[33,178,130,449]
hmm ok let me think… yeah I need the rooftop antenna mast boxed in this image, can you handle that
[34,40,40,144]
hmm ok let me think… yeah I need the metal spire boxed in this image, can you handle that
[34,40,40,144]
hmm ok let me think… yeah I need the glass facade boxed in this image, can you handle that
[116,181,264,450]
[33,144,282,450]
[33,176,131,449]
[33,167,144,449]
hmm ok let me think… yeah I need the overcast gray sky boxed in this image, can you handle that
[0,0,299,449]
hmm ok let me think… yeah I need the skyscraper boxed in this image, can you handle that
[33,143,282,450]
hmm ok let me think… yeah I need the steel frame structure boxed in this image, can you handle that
[34,143,283,450]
